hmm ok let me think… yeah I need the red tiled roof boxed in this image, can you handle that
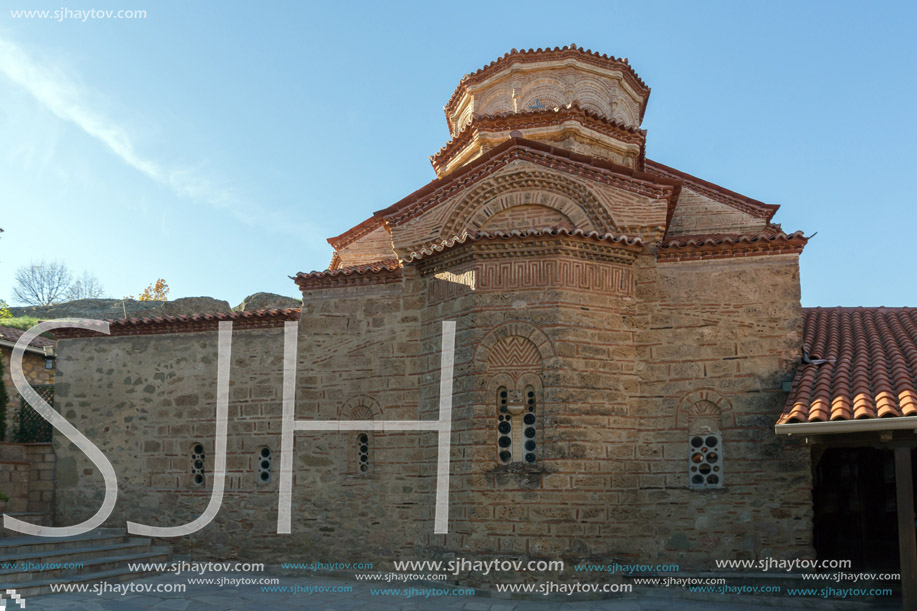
[405,227,643,262]
[0,324,57,352]
[294,259,402,291]
[779,307,917,424]
[645,160,780,222]
[445,45,651,129]
[660,230,807,249]
[54,308,301,339]
[657,231,807,262]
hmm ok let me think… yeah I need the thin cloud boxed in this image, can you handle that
[0,34,317,238]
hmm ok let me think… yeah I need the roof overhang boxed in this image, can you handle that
[0,339,48,356]
[775,416,917,436]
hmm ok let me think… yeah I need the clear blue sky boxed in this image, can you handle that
[0,1,914,308]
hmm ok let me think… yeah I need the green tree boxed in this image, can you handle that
[0,354,8,441]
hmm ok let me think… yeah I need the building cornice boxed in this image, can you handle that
[294,259,403,291]
[431,103,646,176]
[54,308,302,339]
[656,231,808,262]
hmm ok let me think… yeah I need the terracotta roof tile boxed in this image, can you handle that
[54,308,302,339]
[0,324,57,349]
[779,307,917,424]
[294,259,402,291]
[657,231,809,262]
[406,227,643,262]
[660,230,807,248]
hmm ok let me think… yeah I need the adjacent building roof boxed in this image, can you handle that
[0,324,57,355]
[779,307,917,425]
[54,309,301,339]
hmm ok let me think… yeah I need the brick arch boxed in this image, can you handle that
[674,389,736,429]
[474,321,557,371]
[487,336,542,371]
[517,77,566,110]
[479,203,575,232]
[441,170,616,238]
[339,395,382,420]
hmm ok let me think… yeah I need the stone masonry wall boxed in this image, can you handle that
[0,442,55,518]
[50,252,812,573]
[667,188,767,236]
[628,253,813,565]
[54,328,296,559]
[293,280,429,562]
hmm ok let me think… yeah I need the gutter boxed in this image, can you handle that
[775,416,917,436]
[0,339,49,356]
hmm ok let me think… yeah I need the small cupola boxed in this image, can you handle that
[432,44,651,176]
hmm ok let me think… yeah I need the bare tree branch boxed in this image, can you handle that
[65,272,107,300]
[13,260,73,306]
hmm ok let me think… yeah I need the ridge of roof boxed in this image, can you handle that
[779,307,917,425]
[405,227,644,262]
[445,45,650,125]
[645,159,780,222]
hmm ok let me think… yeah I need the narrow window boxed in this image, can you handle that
[496,386,512,463]
[523,385,537,464]
[357,433,370,474]
[689,434,723,489]
[257,446,272,483]
[190,443,205,486]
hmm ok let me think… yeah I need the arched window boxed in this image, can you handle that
[483,332,546,467]
[342,402,376,477]
[190,442,205,487]
[495,383,541,465]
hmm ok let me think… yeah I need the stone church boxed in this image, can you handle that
[47,46,917,584]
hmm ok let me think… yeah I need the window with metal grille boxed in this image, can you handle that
[689,434,723,489]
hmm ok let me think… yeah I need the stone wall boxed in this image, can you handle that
[54,328,291,559]
[667,187,767,236]
[51,253,813,573]
[629,253,812,564]
[0,442,55,518]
